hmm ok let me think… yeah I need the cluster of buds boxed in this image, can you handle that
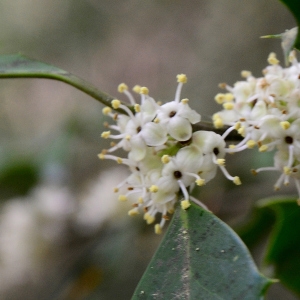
[99,74,240,233]
[213,51,300,204]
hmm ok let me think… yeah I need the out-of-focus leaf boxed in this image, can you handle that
[132,203,272,300]
[0,54,115,108]
[237,205,276,250]
[279,1,300,50]
[256,197,300,297]
[0,160,39,199]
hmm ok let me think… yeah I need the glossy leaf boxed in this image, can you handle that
[279,0,300,50]
[0,54,116,108]
[132,203,272,300]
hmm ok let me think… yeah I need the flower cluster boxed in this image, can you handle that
[99,74,240,233]
[213,51,300,203]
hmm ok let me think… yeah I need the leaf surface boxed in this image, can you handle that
[132,203,271,300]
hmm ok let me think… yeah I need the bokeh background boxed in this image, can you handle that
[0,0,298,299]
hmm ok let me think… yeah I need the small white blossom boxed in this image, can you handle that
[99,74,240,233]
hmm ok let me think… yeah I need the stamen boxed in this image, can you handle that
[181,199,191,210]
[155,224,162,234]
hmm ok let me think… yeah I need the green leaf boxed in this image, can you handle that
[0,54,117,109]
[279,0,300,50]
[255,196,300,297]
[132,203,272,300]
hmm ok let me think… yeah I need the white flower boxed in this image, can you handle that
[155,75,201,141]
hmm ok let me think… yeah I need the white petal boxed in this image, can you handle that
[177,103,201,123]
[168,117,192,141]
[128,135,147,161]
[142,122,168,146]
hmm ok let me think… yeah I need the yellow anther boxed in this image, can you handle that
[134,104,141,112]
[154,117,160,123]
[168,208,175,214]
[133,85,141,93]
[246,140,256,148]
[128,209,139,216]
[98,153,105,160]
[118,83,128,93]
[116,157,123,164]
[233,176,241,185]
[213,118,224,129]
[212,113,220,120]
[259,145,268,152]
[125,135,131,141]
[113,187,119,193]
[181,199,191,210]
[280,121,290,130]
[155,224,162,234]
[177,74,187,83]
[111,99,121,109]
[157,101,162,106]
[218,83,227,89]
[241,70,252,78]
[229,144,236,149]
[138,197,144,204]
[140,87,149,95]
[149,185,159,193]
[284,166,291,175]
[268,52,279,65]
[144,213,155,224]
[224,93,234,102]
[238,126,245,136]
[234,122,241,130]
[214,93,225,104]
[223,102,234,110]
[101,131,111,139]
[181,98,189,104]
[118,195,127,201]
[196,178,205,186]
[161,155,170,164]
[102,107,112,115]
[274,185,280,191]
[217,158,225,166]
[251,169,257,176]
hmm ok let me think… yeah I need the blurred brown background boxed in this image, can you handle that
[0,0,297,299]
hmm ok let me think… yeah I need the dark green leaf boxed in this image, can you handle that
[0,54,116,108]
[279,0,300,50]
[132,203,272,300]
[0,160,39,199]
[256,196,300,297]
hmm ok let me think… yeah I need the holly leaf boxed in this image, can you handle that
[132,203,272,300]
[0,54,115,108]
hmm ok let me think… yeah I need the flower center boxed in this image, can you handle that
[285,136,293,144]
[213,147,220,156]
[173,170,182,179]
[136,126,142,133]
[169,111,177,118]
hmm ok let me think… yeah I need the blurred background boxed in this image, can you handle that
[0,0,297,299]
